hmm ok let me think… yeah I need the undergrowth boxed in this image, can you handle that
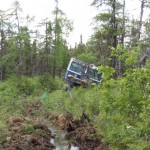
[0,69,149,149]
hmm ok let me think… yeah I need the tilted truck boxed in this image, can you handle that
[64,57,104,88]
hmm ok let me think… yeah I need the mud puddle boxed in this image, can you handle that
[50,123,79,150]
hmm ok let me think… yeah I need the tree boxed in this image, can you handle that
[91,0,126,76]
[71,34,86,57]
[51,0,73,78]
[37,19,53,74]
[12,0,23,77]
[0,1,38,78]
[137,0,150,40]
[0,10,8,80]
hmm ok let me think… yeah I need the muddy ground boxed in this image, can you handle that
[55,113,108,150]
[1,102,108,150]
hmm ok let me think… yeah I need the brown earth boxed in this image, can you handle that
[1,102,107,150]
[6,116,55,150]
[55,113,108,150]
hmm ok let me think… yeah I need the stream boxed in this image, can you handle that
[49,123,79,150]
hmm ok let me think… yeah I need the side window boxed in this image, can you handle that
[89,68,98,79]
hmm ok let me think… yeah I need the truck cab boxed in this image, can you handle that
[64,58,103,88]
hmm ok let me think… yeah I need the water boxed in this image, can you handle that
[49,124,79,150]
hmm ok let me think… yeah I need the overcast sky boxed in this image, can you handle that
[0,0,147,47]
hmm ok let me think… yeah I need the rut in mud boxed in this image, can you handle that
[1,102,108,150]
[55,113,108,150]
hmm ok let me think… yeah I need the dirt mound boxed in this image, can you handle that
[65,124,107,150]
[56,113,74,131]
[6,117,55,150]
[56,113,108,150]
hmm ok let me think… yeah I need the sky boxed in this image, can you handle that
[0,0,96,47]
[0,0,147,47]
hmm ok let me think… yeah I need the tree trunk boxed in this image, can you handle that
[112,0,118,77]
[138,0,145,40]
[53,60,56,79]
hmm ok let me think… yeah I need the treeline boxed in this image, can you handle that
[0,0,72,80]
[0,0,150,80]
[72,0,150,77]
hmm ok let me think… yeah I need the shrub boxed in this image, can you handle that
[38,73,62,92]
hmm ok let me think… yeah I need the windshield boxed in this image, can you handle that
[69,62,84,74]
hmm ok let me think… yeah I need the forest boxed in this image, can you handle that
[0,0,150,149]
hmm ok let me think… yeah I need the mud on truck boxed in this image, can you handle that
[64,58,104,88]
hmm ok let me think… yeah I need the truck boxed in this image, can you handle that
[64,57,103,88]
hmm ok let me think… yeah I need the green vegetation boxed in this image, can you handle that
[0,60,149,149]
[0,0,150,149]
